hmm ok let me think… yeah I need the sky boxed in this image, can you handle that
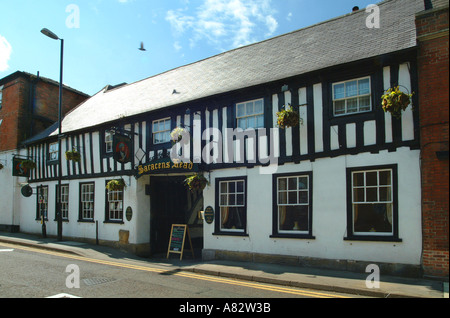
[1,0,378,96]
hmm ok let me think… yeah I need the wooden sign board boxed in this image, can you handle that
[167,224,194,260]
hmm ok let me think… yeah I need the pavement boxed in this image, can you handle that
[1,231,448,298]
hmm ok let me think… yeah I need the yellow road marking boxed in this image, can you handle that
[1,242,350,298]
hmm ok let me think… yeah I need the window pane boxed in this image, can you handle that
[256,115,264,128]
[366,172,378,186]
[379,170,391,185]
[236,194,244,205]
[353,203,393,233]
[366,187,378,202]
[353,173,364,186]
[237,104,245,117]
[358,78,370,95]
[278,178,287,191]
[220,194,227,206]
[221,207,245,230]
[334,100,345,115]
[346,81,358,97]
[279,206,309,232]
[298,177,308,189]
[278,192,287,204]
[334,83,345,99]
[220,182,227,194]
[354,188,365,202]
[379,186,391,202]
[359,96,371,111]
[299,191,308,204]
[247,116,255,129]
[236,181,244,193]
[288,191,297,204]
[246,102,254,115]
[288,178,297,190]
[347,98,358,113]
[254,100,263,113]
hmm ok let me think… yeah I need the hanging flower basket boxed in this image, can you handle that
[381,86,414,119]
[65,149,81,162]
[21,160,36,170]
[184,173,209,192]
[170,127,189,144]
[106,179,126,191]
[276,104,300,129]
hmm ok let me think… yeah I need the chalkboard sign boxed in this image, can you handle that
[167,224,194,260]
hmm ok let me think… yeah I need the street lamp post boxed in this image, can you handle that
[41,28,64,241]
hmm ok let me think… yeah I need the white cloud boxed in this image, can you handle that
[166,0,278,51]
[0,35,12,72]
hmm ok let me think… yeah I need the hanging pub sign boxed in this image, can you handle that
[135,157,198,178]
[12,157,31,177]
[113,134,133,164]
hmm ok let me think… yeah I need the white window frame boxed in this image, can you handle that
[332,76,372,116]
[351,168,394,236]
[80,183,95,221]
[49,142,59,161]
[105,131,113,153]
[276,175,311,235]
[152,118,171,144]
[60,185,69,220]
[0,85,3,109]
[107,187,124,222]
[219,179,246,233]
[37,186,49,220]
[236,98,264,130]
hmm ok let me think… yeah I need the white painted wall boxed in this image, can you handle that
[203,148,422,265]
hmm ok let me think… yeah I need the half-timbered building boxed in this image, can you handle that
[14,0,426,275]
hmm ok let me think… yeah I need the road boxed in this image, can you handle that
[1,242,366,304]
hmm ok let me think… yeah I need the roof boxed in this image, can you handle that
[0,71,90,98]
[49,0,423,136]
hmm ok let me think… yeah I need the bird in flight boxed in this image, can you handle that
[139,42,146,51]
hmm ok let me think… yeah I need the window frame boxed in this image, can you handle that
[0,85,3,110]
[214,176,248,236]
[345,165,401,242]
[36,185,49,221]
[48,141,59,163]
[332,76,372,117]
[236,98,265,130]
[79,182,95,222]
[105,180,124,224]
[104,131,113,154]
[152,118,172,145]
[55,184,70,221]
[271,172,314,239]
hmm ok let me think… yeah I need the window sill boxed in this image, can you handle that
[270,234,315,240]
[77,219,95,223]
[104,220,124,225]
[344,236,402,242]
[212,231,248,237]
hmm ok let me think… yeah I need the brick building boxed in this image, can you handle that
[0,71,89,232]
[416,0,449,278]
[0,71,89,152]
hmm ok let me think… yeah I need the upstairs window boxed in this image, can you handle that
[333,77,371,116]
[153,118,171,144]
[236,99,264,129]
[105,131,113,153]
[48,142,59,161]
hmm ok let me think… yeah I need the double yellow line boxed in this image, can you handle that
[1,242,350,298]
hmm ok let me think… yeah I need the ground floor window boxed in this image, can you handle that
[36,185,48,220]
[215,177,247,235]
[346,165,400,241]
[105,183,124,223]
[271,172,314,238]
[56,184,69,221]
[79,182,95,221]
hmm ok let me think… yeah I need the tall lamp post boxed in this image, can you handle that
[41,28,64,241]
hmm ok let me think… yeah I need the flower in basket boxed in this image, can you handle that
[65,149,81,162]
[184,173,209,192]
[106,179,126,191]
[381,86,414,119]
[276,104,300,129]
[170,127,189,144]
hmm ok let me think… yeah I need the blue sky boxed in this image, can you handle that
[1,0,377,96]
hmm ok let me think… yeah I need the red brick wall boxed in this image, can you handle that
[0,73,88,152]
[416,6,449,278]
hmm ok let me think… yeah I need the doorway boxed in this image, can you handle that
[149,176,203,257]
